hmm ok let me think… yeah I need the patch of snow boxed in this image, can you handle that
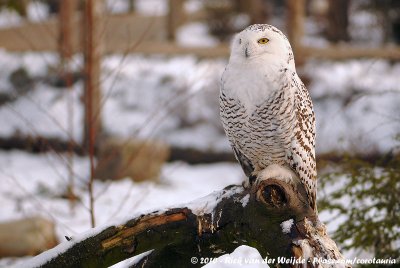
[111,250,154,268]
[187,185,244,215]
[318,175,349,237]
[302,17,329,48]
[280,219,294,234]
[204,245,269,268]
[305,59,400,155]
[106,0,129,14]
[240,194,250,207]
[231,14,251,32]
[185,0,204,14]
[0,150,245,266]
[349,10,384,45]
[295,239,313,262]
[27,1,49,22]
[101,54,228,150]
[0,150,244,235]
[0,82,84,140]
[177,22,220,47]
[106,0,203,17]
[0,9,22,29]
[134,0,167,15]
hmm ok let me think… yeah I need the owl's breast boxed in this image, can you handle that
[220,93,295,170]
[221,62,296,168]
[221,63,284,112]
[245,103,294,167]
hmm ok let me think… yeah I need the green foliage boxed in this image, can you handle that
[319,155,400,265]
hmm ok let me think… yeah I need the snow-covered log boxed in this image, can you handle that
[21,177,347,268]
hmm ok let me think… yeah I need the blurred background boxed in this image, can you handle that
[0,0,398,267]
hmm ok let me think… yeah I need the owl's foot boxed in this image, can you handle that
[249,174,257,185]
[242,174,257,189]
[254,164,299,186]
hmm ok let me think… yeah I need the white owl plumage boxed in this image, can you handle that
[220,24,317,211]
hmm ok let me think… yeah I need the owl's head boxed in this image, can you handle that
[230,24,295,69]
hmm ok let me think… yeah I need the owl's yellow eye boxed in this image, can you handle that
[257,38,269,44]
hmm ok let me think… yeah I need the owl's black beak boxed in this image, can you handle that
[245,47,250,58]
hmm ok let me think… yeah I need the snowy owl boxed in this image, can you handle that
[220,24,317,211]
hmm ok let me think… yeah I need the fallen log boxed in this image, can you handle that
[19,173,348,268]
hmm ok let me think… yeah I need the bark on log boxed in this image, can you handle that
[23,175,348,268]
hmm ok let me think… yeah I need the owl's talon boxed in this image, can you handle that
[249,174,257,185]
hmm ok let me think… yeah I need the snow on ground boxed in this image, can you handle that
[0,1,49,29]
[25,1,49,23]
[305,59,400,154]
[203,246,268,268]
[0,9,22,29]
[0,151,244,235]
[0,80,83,140]
[106,0,207,17]
[177,22,220,47]
[101,54,228,151]
[0,150,246,267]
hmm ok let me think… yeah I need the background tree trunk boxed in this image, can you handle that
[248,0,270,25]
[286,0,305,65]
[59,0,77,66]
[326,0,350,42]
[82,0,104,228]
[82,0,103,148]
[59,0,79,209]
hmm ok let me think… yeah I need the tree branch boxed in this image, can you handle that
[26,178,347,268]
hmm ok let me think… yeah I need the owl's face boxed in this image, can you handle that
[230,24,295,68]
